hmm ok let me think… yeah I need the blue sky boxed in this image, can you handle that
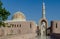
[1,0,60,25]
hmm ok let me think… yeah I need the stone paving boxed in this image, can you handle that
[0,33,51,39]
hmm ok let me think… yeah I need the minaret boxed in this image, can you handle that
[42,2,46,18]
[39,0,48,36]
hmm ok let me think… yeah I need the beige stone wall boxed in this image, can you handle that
[0,28,4,36]
[51,21,60,34]
[0,21,36,36]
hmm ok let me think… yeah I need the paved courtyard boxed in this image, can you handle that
[0,33,51,39]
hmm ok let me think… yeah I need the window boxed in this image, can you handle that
[56,23,57,28]
[20,24,21,27]
[17,25,18,27]
[15,25,16,27]
[30,23,32,28]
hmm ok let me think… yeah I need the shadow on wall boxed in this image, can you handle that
[50,33,60,39]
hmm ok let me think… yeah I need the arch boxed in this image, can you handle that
[39,18,48,36]
[41,19,48,29]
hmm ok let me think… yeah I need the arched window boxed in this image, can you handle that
[56,23,57,28]
[15,24,16,27]
[17,25,18,27]
[30,23,32,28]
[20,24,21,27]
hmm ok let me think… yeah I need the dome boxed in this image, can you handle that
[12,11,26,21]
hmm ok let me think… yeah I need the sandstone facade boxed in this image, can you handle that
[0,21,36,36]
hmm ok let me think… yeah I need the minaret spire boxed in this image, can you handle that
[42,0,46,18]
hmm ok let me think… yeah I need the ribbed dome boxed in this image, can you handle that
[12,11,26,21]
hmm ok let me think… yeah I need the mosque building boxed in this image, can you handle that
[0,11,36,36]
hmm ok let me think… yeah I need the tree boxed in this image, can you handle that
[0,1,10,27]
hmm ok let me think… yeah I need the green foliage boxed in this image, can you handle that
[0,0,2,9]
[0,0,10,27]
